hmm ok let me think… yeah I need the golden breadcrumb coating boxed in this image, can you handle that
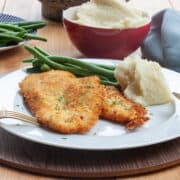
[101,85,149,129]
[19,70,103,134]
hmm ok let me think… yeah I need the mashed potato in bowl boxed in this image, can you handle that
[73,0,150,29]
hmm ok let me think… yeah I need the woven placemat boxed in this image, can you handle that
[0,128,179,178]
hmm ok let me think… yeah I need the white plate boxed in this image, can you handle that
[0,59,180,150]
[0,42,24,52]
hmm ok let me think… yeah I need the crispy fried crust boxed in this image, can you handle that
[19,70,103,134]
[101,85,149,129]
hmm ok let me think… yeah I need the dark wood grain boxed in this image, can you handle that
[0,128,179,178]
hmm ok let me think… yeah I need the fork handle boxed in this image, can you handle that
[3,116,39,126]
[0,110,39,126]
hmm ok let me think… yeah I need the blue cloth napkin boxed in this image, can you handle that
[141,9,180,72]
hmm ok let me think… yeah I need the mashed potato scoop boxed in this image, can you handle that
[115,55,172,106]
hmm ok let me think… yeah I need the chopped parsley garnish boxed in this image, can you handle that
[111,100,124,106]
[55,104,60,111]
[117,100,124,105]
[110,100,132,110]
[58,96,64,103]
[111,101,116,106]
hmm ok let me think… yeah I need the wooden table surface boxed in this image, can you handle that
[0,0,179,179]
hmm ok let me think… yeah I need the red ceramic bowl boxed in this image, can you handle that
[63,6,151,59]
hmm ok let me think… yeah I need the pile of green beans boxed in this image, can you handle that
[23,45,119,87]
[0,21,47,46]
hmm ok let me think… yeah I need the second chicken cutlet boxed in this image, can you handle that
[101,85,149,129]
[19,70,103,134]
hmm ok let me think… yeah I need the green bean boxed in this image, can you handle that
[16,32,26,38]
[65,64,104,78]
[34,46,49,56]
[48,56,115,71]
[23,57,114,74]
[14,21,46,26]
[21,23,46,30]
[64,63,112,81]
[64,63,88,72]
[26,29,34,33]
[93,63,116,70]
[24,33,47,41]
[0,28,9,32]
[32,59,42,67]
[98,75,112,81]
[26,67,41,73]
[101,80,119,87]
[24,45,87,75]
[23,57,109,81]
[22,58,35,63]
[0,30,16,35]
[0,33,23,42]
[23,45,119,87]
[26,47,111,75]
[64,64,117,84]
[49,56,114,79]
[0,30,24,38]
[0,28,25,37]
[24,57,87,70]
[40,64,51,71]
[0,23,25,32]
[0,21,47,45]
[25,57,112,82]
[0,43,7,47]
[23,56,115,77]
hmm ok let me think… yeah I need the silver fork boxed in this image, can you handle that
[0,110,39,126]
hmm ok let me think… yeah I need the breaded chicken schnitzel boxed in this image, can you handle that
[101,85,148,129]
[20,70,148,133]
[19,70,103,134]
